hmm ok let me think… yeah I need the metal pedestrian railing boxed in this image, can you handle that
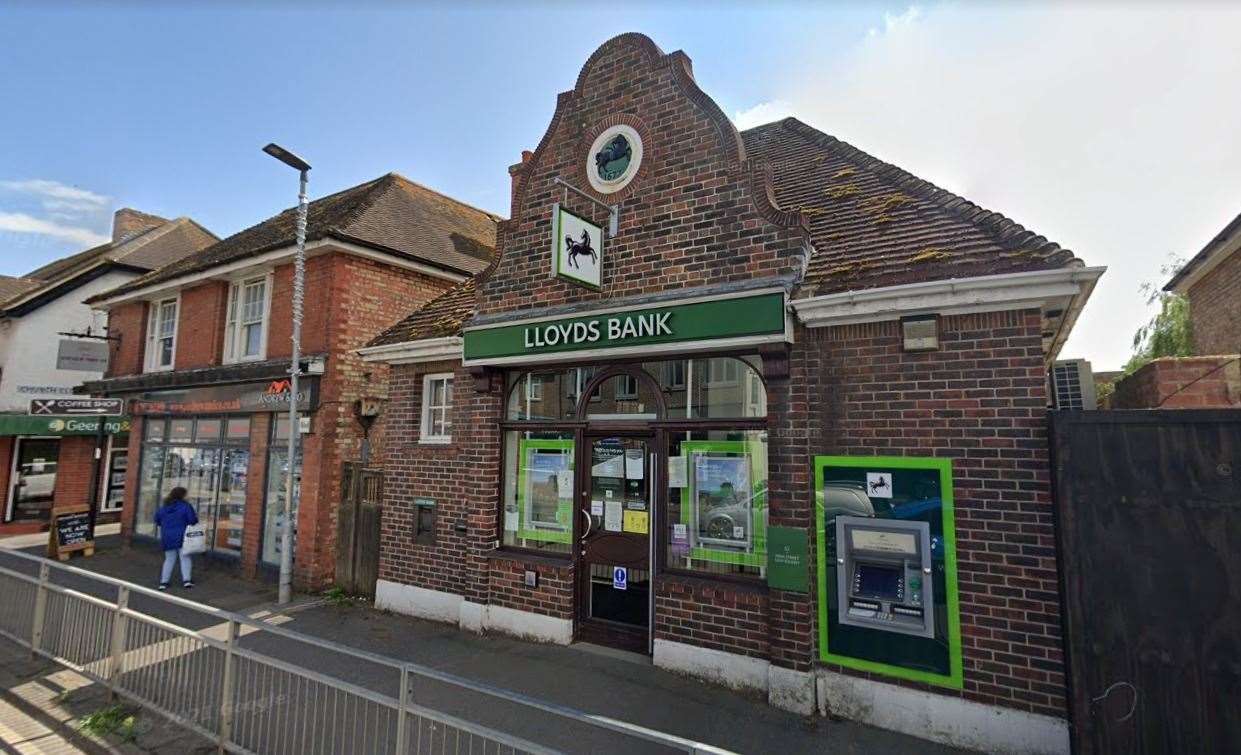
[0,549,733,755]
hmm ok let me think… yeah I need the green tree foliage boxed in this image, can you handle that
[1124,256,1193,374]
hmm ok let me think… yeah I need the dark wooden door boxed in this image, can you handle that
[575,435,654,652]
[336,463,383,599]
[1051,410,1241,754]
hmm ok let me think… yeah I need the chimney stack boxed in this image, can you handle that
[112,208,169,244]
[508,150,534,216]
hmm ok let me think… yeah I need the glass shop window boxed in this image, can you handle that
[665,429,768,578]
[501,430,574,555]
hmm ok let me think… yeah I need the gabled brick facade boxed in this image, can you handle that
[368,34,1096,750]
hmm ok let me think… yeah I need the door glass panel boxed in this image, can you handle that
[262,439,302,565]
[9,439,60,522]
[584,437,650,629]
[215,448,249,555]
[135,446,165,537]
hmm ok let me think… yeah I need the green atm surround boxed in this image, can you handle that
[814,455,963,689]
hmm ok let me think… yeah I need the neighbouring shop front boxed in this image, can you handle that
[0,414,130,532]
[362,34,1102,755]
[118,377,314,569]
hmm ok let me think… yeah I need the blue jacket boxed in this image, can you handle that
[154,499,199,551]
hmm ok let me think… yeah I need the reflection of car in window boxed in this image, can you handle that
[823,481,875,518]
[698,482,766,544]
[531,474,561,527]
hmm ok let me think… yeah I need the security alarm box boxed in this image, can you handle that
[835,516,934,638]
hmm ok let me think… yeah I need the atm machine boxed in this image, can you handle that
[835,516,934,638]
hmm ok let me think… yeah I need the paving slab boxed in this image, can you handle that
[0,533,976,754]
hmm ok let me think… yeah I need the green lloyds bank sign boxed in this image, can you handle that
[462,291,787,364]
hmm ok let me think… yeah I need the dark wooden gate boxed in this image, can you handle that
[335,462,383,599]
[1051,410,1241,754]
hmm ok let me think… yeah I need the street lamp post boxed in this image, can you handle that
[263,142,311,606]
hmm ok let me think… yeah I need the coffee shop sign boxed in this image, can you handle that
[524,312,672,349]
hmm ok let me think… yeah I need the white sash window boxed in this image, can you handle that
[144,297,179,372]
[224,275,271,363]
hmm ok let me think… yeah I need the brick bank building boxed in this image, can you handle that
[78,174,498,586]
[362,35,1103,753]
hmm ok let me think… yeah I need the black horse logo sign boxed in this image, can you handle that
[564,229,597,270]
[869,476,890,495]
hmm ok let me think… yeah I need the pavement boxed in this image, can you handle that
[0,532,974,754]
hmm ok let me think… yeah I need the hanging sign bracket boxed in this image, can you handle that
[552,176,619,237]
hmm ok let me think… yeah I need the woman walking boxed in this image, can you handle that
[154,487,198,590]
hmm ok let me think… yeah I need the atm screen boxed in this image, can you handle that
[856,564,902,599]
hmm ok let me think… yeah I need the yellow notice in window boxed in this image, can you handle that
[622,510,648,535]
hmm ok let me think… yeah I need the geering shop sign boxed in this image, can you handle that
[463,291,787,364]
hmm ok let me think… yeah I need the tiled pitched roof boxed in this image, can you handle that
[0,276,43,306]
[368,117,1083,347]
[1164,209,1241,292]
[366,277,477,346]
[743,118,1080,295]
[2,217,216,314]
[95,173,500,302]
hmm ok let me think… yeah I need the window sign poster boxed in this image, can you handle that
[667,456,687,488]
[516,439,574,544]
[680,441,767,568]
[604,500,623,532]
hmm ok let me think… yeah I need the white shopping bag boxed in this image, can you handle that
[181,523,207,555]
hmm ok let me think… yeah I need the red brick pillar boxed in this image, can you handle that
[120,417,144,541]
[52,436,100,510]
[240,414,271,578]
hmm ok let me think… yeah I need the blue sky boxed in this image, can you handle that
[3,2,1241,368]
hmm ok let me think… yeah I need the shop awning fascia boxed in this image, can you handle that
[459,287,792,368]
[0,415,131,436]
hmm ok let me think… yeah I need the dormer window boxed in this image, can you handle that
[144,297,178,372]
[224,275,271,363]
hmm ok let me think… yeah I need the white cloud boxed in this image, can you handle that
[0,179,109,214]
[732,100,795,130]
[768,3,1241,369]
[0,212,110,246]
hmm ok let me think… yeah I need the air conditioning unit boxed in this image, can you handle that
[1051,359,1097,410]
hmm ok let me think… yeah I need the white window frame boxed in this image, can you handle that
[144,295,180,373]
[223,273,273,364]
[615,374,639,399]
[707,358,741,386]
[420,372,454,444]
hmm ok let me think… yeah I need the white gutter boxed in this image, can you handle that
[358,336,462,364]
[791,266,1105,363]
[91,238,470,309]
[791,266,1106,327]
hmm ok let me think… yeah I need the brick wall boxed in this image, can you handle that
[175,281,229,370]
[789,310,1064,718]
[378,360,506,608]
[1112,355,1241,409]
[294,255,457,590]
[478,33,807,318]
[49,436,98,510]
[656,579,769,660]
[106,301,147,378]
[1187,249,1241,356]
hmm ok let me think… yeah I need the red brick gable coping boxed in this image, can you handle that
[477,32,811,318]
